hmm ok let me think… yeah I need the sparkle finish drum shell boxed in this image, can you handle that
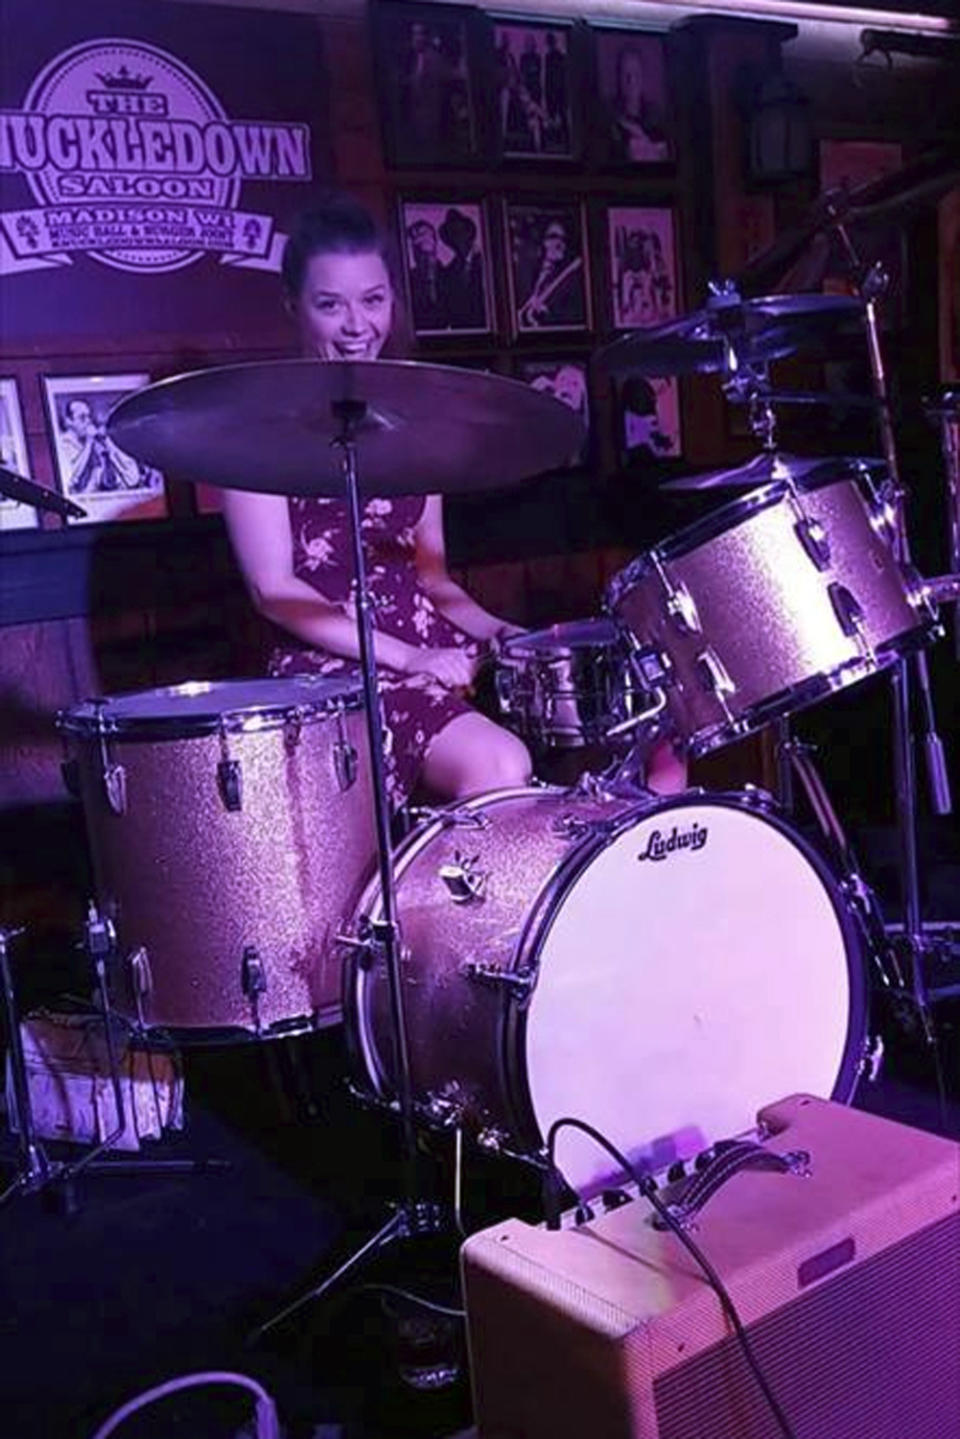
[59,677,375,1038]
[607,465,938,756]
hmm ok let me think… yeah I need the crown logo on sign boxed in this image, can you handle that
[94,65,152,91]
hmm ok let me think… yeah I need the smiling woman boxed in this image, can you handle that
[220,191,532,808]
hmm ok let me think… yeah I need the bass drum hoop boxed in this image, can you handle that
[346,787,869,1163]
[502,790,869,1161]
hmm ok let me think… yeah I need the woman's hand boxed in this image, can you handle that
[406,646,480,690]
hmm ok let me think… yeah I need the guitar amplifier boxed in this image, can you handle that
[461,1094,960,1439]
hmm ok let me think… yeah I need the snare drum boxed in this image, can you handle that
[58,677,374,1038]
[495,619,634,749]
[608,460,938,757]
[344,785,868,1197]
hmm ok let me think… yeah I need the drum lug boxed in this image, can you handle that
[217,758,243,812]
[439,852,487,904]
[283,710,304,752]
[695,647,738,725]
[216,722,243,812]
[241,944,267,1033]
[334,738,358,791]
[795,515,832,571]
[858,1033,885,1084]
[93,702,127,816]
[550,812,619,841]
[461,959,532,999]
[828,582,875,664]
[652,554,701,635]
[128,945,153,1002]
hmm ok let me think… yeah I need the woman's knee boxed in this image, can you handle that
[480,727,533,789]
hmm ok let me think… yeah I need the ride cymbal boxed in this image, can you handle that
[663,451,886,494]
[596,293,863,378]
[107,359,586,497]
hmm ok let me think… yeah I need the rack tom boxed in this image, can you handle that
[58,677,374,1039]
[607,459,939,757]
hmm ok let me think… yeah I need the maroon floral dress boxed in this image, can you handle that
[269,494,474,806]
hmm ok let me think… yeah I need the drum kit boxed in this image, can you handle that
[1,159,958,1325]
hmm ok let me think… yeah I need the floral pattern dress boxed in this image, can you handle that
[269,494,474,806]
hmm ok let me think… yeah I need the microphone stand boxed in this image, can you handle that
[828,208,951,1031]
[250,397,442,1345]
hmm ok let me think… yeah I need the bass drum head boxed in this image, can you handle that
[522,795,867,1197]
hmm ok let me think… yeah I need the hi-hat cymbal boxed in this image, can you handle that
[596,293,862,378]
[107,359,586,497]
[663,451,886,494]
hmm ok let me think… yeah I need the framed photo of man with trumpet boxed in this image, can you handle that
[505,199,591,337]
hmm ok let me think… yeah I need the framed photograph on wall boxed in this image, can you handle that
[505,200,591,337]
[616,374,682,466]
[372,1,482,168]
[42,374,167,525]
[606,205,678,331]
[0,377,38,531]
[398,198,494,337]
[592,27,672,167]
[489,16,580,161]
[515,356,591,459]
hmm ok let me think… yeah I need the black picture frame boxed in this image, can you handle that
[485,14,584,164]
[397,196,495,339]
[514,354,592,461]
[372,1,485,169]
[504,199,592,339]
[615,373,683,468]
[589,26,674,170]
[41,373,167,526]
[602,203,679,332]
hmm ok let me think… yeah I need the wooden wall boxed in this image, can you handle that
[1,0,956,824]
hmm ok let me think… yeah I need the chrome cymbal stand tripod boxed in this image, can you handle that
[827,205,952,1030]
[251,398,442,1345]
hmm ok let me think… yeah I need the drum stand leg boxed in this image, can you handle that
[249,401,447,1347]
[0,919,226,1215]
[827,219,953,1021]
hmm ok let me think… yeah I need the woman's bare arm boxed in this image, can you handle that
[221,489,421,673]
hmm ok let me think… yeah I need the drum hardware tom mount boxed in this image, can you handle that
[107,358,585,1340]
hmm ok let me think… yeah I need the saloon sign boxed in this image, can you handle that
[1,1,327,348]
[1,37,311,275]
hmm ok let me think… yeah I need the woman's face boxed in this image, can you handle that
[293,249,394,361]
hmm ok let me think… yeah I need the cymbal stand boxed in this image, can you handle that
[250,398,441,1345]
[0,915,204,1213]
[829,213,952,1024]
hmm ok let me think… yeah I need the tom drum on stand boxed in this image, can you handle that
[608,459,939,757]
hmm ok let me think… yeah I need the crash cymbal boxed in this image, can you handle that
[107,359,586,498]
[663,451,886,494]
[596,293,862,378]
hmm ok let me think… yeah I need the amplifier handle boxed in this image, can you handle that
[652,1140,811,1230]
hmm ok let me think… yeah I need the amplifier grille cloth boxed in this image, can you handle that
[652,1212,960,1439]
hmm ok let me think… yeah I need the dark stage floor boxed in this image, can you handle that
[2,989,959,1439]
[2,796,959,1438]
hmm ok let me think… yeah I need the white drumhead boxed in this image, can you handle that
[526,799,857,1197]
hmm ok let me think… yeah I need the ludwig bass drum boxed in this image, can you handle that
[59,676,375,1039]
[344,786,869,1197]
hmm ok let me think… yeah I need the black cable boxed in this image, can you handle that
[546,1116,798,1439]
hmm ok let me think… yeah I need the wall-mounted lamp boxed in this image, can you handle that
[746,70,813,185]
